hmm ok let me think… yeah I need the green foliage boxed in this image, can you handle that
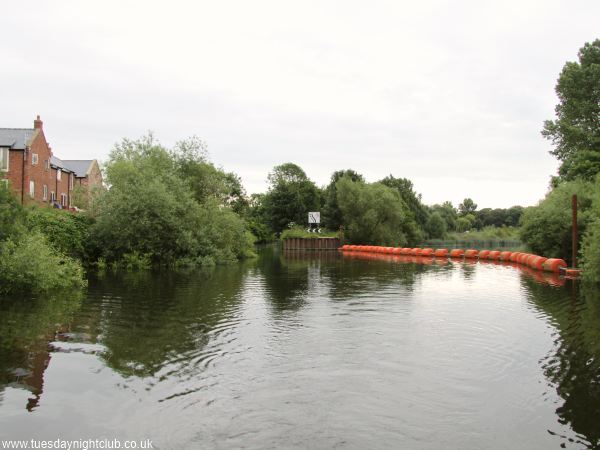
[0,183,26,241]
[379,175,430,229]
[458,198,477,216]
[262,163,321,233]
[322,169,364,230]
[543,39,600,182]
[475,206,524,229]
[430,201,457,231]
[425,211,447,239]
[335,176,420,246]
[520,180,594,263]
[91,135,254,267]
[26,207,92,260]
[280,226,338,239]
[581,218,600,283]
[0,232,86,294]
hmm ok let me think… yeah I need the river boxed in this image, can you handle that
[1,247,599,449]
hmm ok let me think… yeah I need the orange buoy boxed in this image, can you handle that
[411,248,422,256]
[499,251,512,261]
[449,249,464,258]
[478,250,490,259]
[509,252,521,262]
[401,248,412,255]
[543,258,567,273]
[421,248,434,256]
[434,248,449,257]
[464,249,479,258]
[393,247,402,255]
[517,253,530,264]
[528,256,547,270]
[488,250,501,260]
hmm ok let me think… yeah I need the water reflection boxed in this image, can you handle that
[0,292,83,410]
[522,279,600,449]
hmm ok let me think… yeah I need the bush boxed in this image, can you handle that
[280,226,339,239]
[0,232,86,294]
[520,180,594,263]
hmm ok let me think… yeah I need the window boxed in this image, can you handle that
[57,169,62,181]
[44,159,49,171]
[69,174,74,190]
[43,184,48,201]
[50,191,56,202]
[31,153,39,165]
[29,180,35,198]
[0,147,8,171]
[61,193,67,207]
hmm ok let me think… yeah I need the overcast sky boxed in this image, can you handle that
[2,0,599,208]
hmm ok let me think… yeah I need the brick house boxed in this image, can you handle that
[0,116,102,208]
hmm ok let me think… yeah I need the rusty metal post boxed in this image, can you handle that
[572,194,578,268]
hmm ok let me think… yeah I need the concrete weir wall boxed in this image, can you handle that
[282,237,341,251]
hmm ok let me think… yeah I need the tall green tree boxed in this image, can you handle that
[379,175,429,229]
[322,169,364,229]
[458,198,477,216]
[262,163,321,233]
[336,176,420,245]
[543,39,600,182]
[430,201,457,231]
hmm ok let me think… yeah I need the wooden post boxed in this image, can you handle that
[572,194,578,268]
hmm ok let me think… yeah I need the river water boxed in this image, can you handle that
[1,247,599,449]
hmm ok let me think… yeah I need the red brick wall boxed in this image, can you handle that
[23,129,54,206]
[4,150,25,201]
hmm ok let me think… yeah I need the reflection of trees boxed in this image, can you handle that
[522,278,600,449]
[85,266,249,379]
[258,250,446,313]
[0,293,83,410]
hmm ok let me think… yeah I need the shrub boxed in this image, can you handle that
[0,232,86,294]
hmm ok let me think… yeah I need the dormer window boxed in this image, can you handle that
[31,153,39,165]
[57,169,62,181]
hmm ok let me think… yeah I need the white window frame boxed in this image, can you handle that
[29,180,35,198]
[0,147,8,172]
[57,169,62,181]
[31,153,39,165]
[43,184,48,201]
[50,191,56,202]
[44,159,49,171]
[69,173,74,190]
[61,193,67,207]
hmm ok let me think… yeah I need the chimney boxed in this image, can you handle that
[34,115,43,130]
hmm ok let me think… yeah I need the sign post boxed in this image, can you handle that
[308,212,321,233]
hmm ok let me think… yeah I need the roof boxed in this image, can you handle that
[63,160,95,178]
[0,128,37,149]
[50,155,73,173]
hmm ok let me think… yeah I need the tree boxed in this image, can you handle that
[322,169,364,229]
[542,39,600,182]
[262,163,321,233]
[425,212,447,239]
[520,180,594,264]
[431,201,457,231]
[458,198,477,216]
[335,176,420,245]
[91,134,254,266]
[379,175,429,229]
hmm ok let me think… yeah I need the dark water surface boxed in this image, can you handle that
[1,247,600,449]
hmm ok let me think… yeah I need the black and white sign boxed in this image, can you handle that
[308,212,320,224]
